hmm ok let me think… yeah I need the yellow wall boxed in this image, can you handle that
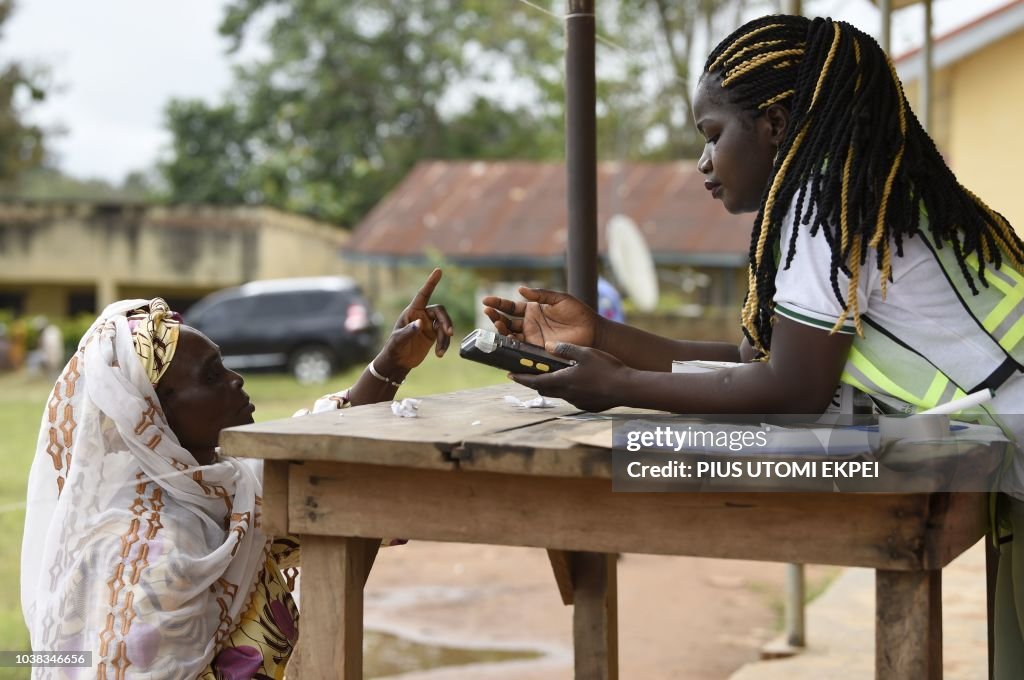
[905,29,1024,232]
[947,29,1024,231]
[255,208,350,280]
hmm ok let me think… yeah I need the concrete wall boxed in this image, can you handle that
[255,208,349,280]
[0,203,349,317]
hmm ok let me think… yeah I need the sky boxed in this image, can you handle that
[3,0,1013,185]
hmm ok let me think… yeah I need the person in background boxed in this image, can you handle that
[25,316,63,376]
[39,318,64,375]
[597,275,626,323]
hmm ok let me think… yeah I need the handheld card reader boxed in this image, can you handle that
[459,329,575,374]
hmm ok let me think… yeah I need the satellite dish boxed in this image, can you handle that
[607,214,659,311]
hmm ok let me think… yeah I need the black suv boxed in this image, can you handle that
[184,277,380,383]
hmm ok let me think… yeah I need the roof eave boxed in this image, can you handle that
[896,0,1024,82]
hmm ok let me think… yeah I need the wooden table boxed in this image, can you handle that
[221,384,999,679]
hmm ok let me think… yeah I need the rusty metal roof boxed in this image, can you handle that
[346,160,754,267]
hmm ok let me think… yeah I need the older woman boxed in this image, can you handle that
[21,269,453,679]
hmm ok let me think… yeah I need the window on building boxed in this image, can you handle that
[68,292,97,317]
[0,292,25,315]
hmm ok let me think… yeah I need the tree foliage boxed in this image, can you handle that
[0,1,47,186]
[159,0,751,226]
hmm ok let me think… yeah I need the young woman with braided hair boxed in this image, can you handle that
[483,15,1024,671]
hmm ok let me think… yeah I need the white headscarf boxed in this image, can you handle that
[21,300,268,679]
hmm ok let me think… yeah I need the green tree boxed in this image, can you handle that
[160,0,565,226]
[159,0,753,225]
[160,100,253,205]
[0,1,46,186]
[594,0,760,160]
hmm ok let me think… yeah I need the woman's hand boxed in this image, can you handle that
[508,341,628,412]
[377,269,454,376]
[482,287,602,349]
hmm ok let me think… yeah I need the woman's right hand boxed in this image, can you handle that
[482,287,602,349]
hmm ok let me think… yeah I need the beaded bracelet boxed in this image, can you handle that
[367,360,404,387]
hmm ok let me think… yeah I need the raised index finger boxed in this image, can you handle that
[410,268,443,309]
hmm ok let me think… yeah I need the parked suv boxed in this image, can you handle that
[184,277,380,384]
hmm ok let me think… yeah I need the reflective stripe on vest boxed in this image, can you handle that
[838,231,1024,414]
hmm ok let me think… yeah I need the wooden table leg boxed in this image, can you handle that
[298,535,380,679]
[570,551,619,680]
[876,569,942,680]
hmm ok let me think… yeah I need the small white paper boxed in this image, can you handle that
[504,394,555,409]
[391,398,421,418]
[671,360,744,373]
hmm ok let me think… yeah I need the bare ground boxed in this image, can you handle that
[359,541,837,680]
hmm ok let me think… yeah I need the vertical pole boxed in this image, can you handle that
[880,0,892,54]
[880,0,888,54]
[922,0,934,133]
[785,563,807,647]
[565,0,598,309]
[96,277,118,310]
[565,13,611,676]
[781,0,802,15]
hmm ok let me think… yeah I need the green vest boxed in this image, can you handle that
[839,231,1024,425]
[834,231,1024,542]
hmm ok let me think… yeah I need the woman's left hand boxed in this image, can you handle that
[508,342,629,412]
[380,268,454,373]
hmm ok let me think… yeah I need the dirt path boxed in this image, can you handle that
[360,541,836,679]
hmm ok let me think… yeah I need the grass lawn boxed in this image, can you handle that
[0,356,504,677]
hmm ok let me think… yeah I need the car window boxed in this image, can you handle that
[258,291,339,318]
[196,297,257,324]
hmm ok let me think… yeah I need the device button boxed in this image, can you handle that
[519,358,535,368]
[536,363,550,372]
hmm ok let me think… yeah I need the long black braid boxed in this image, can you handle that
[704,15,1024,357]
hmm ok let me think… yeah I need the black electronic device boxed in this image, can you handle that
[459,329,575,374]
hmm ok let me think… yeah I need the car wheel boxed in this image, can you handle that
[289,346,334,385]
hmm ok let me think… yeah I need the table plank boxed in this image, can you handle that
[288,462,986,570]
[220,383,580,468]
[457,415,614,478]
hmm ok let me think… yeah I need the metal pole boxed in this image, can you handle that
[785,563,807,647]
[922,0,934,133]
[880,0,892,54]
[565,0,598,309]
[769,0,806,616]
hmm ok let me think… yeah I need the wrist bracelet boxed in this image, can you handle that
[368,360,404,387]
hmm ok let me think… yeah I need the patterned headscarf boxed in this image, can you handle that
[126,298,182,385]
[22,299,267,677]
